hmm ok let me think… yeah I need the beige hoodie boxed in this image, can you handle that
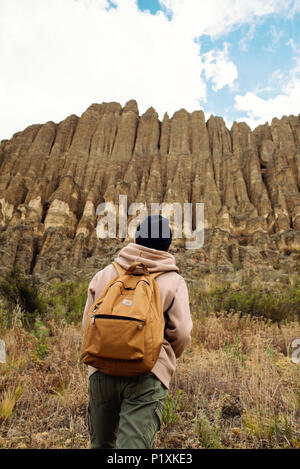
[82,242,193,389]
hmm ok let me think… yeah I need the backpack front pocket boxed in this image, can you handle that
[90,314,145,360]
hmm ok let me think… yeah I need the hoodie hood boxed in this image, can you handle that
[114,242,179,274]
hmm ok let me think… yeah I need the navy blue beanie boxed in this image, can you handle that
[135,215,172,252]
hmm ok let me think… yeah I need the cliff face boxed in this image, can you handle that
[0,100,300,282]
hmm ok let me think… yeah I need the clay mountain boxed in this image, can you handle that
[0,99,300,282]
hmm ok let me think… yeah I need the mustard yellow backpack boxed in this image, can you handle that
[81,261,165,377]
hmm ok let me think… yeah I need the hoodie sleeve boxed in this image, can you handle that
[82,274,97,333]
[82,264,119,333]
[164,276,193,358]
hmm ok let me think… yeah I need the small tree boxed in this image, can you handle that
[0,266,46,328]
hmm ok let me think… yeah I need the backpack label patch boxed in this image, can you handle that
[122,299,133,306]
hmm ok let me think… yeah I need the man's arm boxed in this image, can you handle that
[82,275,97,333]
[82,264,119,333]
[164,276,193,358]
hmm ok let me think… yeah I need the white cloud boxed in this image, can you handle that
[160,0,300,38]
[0,0,300,139]
[270,24,284,44]
[264,25,285,53]
[235,70,300,129]
[202,42,238,91]
[270,69,286,84]
[286,38,300,54]
[239,21,257,52]
[0,0,206,139]
[252,85,274,94]
[234,41,300,129]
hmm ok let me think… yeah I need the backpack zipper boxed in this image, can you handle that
[91,314,145,325]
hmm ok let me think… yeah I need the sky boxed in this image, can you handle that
[0,0,300,140]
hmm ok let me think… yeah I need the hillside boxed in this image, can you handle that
[0,100,300,282]
[0,102,300,449]
[0,276,300,449]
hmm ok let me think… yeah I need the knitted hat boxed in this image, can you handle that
[135,215,172,252]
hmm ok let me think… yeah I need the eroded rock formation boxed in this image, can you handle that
[0,100,299,281]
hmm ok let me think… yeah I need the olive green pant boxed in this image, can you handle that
[87,370,168,449]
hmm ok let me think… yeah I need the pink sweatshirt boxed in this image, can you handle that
[82,242,193,388]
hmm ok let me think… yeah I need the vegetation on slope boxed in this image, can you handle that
[0,268,299,449]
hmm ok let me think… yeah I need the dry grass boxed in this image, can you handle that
[157,312,300,449]
[0,321,88,448]
[0,306,300,449]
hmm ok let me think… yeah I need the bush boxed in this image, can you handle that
[0,266,46,328]
[214,284,300,322]
[47,280,88,323]
[33,317,50,361]
[0,269,88,327]
[194,409,222,449]
[162,390,185,427]
[190,276,300,323]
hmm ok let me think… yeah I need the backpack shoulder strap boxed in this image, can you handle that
[150,271,165,280]
[112,261,126,277]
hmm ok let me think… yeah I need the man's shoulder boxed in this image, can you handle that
[96,263,117,276]
[159,270,185,280]
[90,263,118,284]
[156,270,187,288]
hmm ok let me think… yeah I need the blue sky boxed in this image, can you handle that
[137,0,300,128]
[197,13,300,125]
[1,0,300,139]
[138,0,162,14]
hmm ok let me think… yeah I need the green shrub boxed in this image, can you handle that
[190,279,300,323]
[33,317,50,361]
[0,266,46,328]
[224,336,248,367]
[233,262,242,272]
[162,390,185,427]
[214,285,300,322]
[194,409,222,449]
[0,270,88,327]
[47,280,88,323]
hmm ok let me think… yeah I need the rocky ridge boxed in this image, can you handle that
[0,100,300,282]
